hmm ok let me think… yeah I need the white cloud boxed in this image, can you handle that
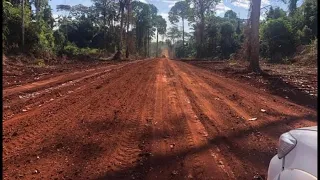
[231,0,250,9]
[52,13,59,19]
[162,0,177,3]
[261,0,271,6]
[214,1,231,16]
[161,0,178,8]
[138,0,148,4]
[230,0,270,9]
[79,0,92,6]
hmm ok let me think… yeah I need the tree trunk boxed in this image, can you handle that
[119,7,124,51]
[144,36,147,57]
[114,1,125,60]
[172,39,175,59]
[248,0,261,73]
[103,9,107,50]
[156,29,159,57]
[21,0,25,52]
[147,28,150,57]
[35,0,40,21]
[182,17,184,57]
[124,16,127,49]
[197,5,205,58]
[125,0,131,58]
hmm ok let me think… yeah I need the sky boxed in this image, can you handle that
[49,0,304,38]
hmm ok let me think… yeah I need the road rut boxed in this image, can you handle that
[3,58,316,180]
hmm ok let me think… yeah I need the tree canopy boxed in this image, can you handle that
[2,0,318,65]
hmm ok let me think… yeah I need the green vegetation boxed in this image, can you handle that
[260,18,296,62]
[2,0,318,66]
[3,0,168,60]
[166,0,317,65]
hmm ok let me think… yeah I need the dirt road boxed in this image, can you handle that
[3,58,316,180]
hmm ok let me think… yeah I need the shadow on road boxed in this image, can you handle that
[96,113,316,180]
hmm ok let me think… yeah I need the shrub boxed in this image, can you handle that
[62,43,101,59]
[3,2,32,53]
[63,43,80,56]
[219,22,237,59]
[300,26,313,44]
[260,18,296,63]
[53,30,66,54]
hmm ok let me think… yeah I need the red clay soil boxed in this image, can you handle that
[2,59,123,88]
[3,58,317,180]
[183,60,318,109]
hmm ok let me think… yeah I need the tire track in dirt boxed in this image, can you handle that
[51,60,155,179]
[3,60,148,160]
[3,60,153,179]
[100,60,157,179]
[3,60,144,120]
[3,58,317,180]
[144,59,229,179]
[176,60,315,118]
[173,60,316,138]
[3,60,142,97]
[144,59,193,179]
[167,59,317,179]
[165,59,234,179]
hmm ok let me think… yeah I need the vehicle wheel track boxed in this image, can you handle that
[3,61,151,163]
[102,60,157,178]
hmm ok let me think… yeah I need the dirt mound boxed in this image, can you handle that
[292,44,317,66]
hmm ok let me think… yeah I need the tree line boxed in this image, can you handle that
[3,0,167,60]
[166,0,317,62]
[2,0,317,67]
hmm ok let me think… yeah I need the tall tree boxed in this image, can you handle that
[303,0,317,36]
[220,22,236,58]
[187,0,220,58]
[117,0,126,58]
[125,0,131,58]
[248,0,261,72]
[165,39,173,58]
[266,6,286,20]
[148,4,158,57]
[92,0,118,52]
[21,0,25,52]
[167,26,182,44]
[282,0,298,16]
[167,26,182,58]
[31,0,48,20]
[155,15,167,57]
[224,10,237,19]
[57,4,72,43]
[169,1,190,57]
[131,1,155,57]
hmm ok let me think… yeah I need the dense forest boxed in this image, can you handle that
[2,0,317,65]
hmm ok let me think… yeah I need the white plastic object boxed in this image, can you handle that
[279,169,317,180]
[277,132,297,159]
